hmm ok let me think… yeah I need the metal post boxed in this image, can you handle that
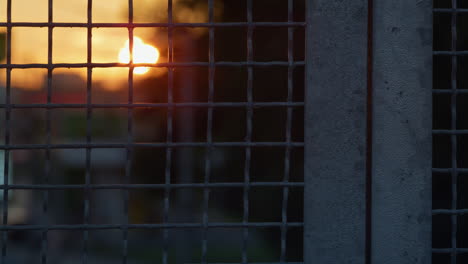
[304,0,368,263]
[175,31,196,264]
[371,0,432,263]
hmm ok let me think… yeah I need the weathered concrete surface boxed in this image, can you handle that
[304,0,368,263]
[371,0,432,263]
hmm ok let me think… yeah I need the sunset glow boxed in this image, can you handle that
[0,0,218,90]
[118,37,160,75]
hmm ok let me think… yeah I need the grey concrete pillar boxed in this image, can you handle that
[304,0,432,263]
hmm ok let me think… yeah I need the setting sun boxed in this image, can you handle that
[118,36,160,75]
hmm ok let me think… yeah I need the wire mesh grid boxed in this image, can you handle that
[0,0,305,263]
[433,0,468,263]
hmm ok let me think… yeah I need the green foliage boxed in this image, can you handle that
[61,112,124,139]
[0,33,4,62]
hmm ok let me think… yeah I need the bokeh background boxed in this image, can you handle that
[0,0,306,263]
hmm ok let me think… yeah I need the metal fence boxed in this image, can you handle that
[433,0,468,263]
[0,0,305,263]
[0,0,442,263]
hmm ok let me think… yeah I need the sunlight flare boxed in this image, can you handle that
[118,36,160,75]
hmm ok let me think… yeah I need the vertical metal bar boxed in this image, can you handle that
[365,0,374,262]
[202,0,215,263]
[371,0,432,263]
[174,22,196,264]
[163,1,174,264]
[242,0,253,263]
[281,0,294,263]
[123,1,134,263]
[450,2,458,263]
[304,0,368,263]
[42,0,53,263]
[1,1,12,262]
[82,0,93,263]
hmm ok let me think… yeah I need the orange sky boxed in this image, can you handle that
[0,0,215,91]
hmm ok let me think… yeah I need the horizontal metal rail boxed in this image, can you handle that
[434,8,468,13]
[0,61,305,69]
[0,22,306,28]
[0,182,304,190]
[432,209,468,215]
[0,142,305,150]
[433,89,468,93]
[0,102,305,109]
[0,222,304,231]
[434,51,468,55]
[433,248,468,253]
[433,130,468,134]
[433,168,468,173]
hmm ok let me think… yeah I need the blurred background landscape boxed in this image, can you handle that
[0,0,305,263]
